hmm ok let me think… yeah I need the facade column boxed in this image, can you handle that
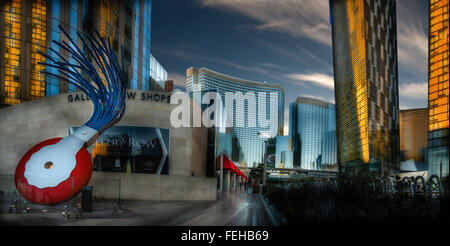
[219,152,223,192]
[230,173,233,190]
[232,173,237,190]
[224,170,231,191]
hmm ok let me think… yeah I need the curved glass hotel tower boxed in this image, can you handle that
[186,67,285,168]
[0,0,166,106]
[330,0,400,176]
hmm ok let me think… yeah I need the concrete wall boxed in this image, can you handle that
[89,172,216,201]
[0,90,216,200]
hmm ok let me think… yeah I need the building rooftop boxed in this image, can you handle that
[294,97,334,108]
[187,67,285,91]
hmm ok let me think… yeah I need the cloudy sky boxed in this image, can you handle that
[151,0,429,132]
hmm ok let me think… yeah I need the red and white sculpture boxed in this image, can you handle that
[15,26,126,204]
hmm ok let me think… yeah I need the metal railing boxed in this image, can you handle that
[300,175,447,201]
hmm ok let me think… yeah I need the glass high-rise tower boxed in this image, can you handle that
[186,67,285,168]
[275,135,293,168]
[427,0,449,178]
[1,0,48,105]
[0,0,166,106]
[289,97,337,171]
[399,108,428,163]
[330,0,400,176]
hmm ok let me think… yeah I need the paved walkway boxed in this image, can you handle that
[0,188,273,226]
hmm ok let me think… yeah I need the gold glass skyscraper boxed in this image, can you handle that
[399,108,428,163]
[427,0,449,178]
[1,0,166,107]
[1,0,47,106]
[330,0,400,176]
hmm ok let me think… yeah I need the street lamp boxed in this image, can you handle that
[258,132,271,186]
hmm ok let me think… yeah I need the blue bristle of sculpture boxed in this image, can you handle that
[39,25,126,133]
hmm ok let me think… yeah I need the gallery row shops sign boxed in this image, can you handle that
[68,90,172,104]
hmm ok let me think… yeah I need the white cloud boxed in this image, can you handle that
[399,105,410,110]
[397,20,427,74]
[396,1,428,58]
[260,62,285,70]
[154,44,284,83]
[199,0,332,46]
[152,46,193,62]
[399,82,427,100]
[396,0,428,97]
[285,73,334,89]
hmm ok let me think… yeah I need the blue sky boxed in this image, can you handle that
[151,0,429,132]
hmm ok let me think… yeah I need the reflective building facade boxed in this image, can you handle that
[186,67,285,167]
[275,135,293,168]
[1,0,48,105]
[288,102,301,168]
[330,0,400,176]
[427,0,449,178]
[217,130,245,166]
[320,131,338,171]
[0,0,166,106]
[399,108,428,163]
[150,54,168,90]
[290,97,337,171]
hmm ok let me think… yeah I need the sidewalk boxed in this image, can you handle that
[0,188,273,226]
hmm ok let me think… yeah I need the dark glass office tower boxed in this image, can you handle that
[330,0,400,176]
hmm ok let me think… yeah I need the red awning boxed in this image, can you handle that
[233,164,240,174]
[217,154,248,181]
[217,154,234,170]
